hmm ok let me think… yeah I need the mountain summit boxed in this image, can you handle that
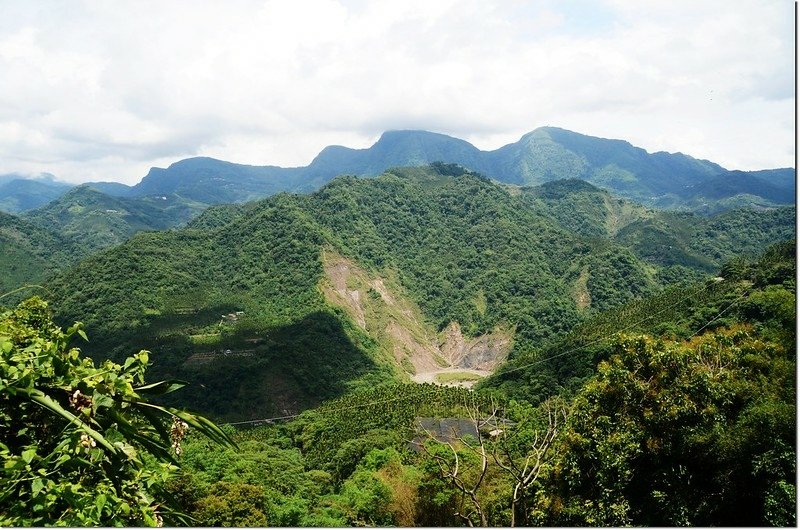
[1,127,794,213]
[122,126,791,208]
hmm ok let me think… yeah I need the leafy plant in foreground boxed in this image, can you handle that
[0,297,234,526]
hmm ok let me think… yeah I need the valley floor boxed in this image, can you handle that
[410,367,492,388]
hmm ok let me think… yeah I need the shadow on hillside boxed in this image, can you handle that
[82,310,385,423]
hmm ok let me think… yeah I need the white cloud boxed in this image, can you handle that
[0,0,793,184]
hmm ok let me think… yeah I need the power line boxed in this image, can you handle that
[224,385,475,426]
[685,289,750,340]
[505,285,748,377]
[495,279,726,377]
[0,284,50,301]
[225,279,743,427]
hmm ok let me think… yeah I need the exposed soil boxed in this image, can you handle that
[574,267,592,310]
[320,250,513,387]
[410,368,492,389]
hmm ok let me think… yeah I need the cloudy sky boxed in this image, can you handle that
[0,0,794,185]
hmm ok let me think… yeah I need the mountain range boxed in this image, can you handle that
[1,127,794,217]
[31,165,793,420]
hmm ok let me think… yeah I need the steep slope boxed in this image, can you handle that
[24,185,208,252]
[0,211,79,294]
[319,249,512,387]
[44,167,795,420]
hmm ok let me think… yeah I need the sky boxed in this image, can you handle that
[0,0,794,185]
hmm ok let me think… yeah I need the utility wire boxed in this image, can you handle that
[0,284,50,301]
[495,279,725,377]
[225,279,745,427]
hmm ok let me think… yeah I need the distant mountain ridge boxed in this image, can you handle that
[0,177,73,213]
[1,127,794,215]
[121,126,793,209]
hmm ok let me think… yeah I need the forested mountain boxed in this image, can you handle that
[23,185,208,252]
[0,211,79,294]
[40,165,794,421]
[167,241,796,527]
[124,127,793,210]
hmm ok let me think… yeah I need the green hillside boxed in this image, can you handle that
[23,185,208,252]
[482,239,796,402]
[0,211,79,295]
[160,242,795,527]
[41,166,795,421]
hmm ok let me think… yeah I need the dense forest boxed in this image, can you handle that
[16,165,792,420]
[0,163,795,527]
[1,241,793,526]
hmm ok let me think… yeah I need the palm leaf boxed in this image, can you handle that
[22,388,118,454]
[133,380,188,396]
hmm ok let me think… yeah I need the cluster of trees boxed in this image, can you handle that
[0,298,233,526]
[12,168,782,427]
[0,240,794,526]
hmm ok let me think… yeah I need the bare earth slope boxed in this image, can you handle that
[319,249,512,387]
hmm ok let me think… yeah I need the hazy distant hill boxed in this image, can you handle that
[673,168,796,214]
[0,177,73,213]
[85,181,134,197]
[23,185,207,252]
[131,157,310,204]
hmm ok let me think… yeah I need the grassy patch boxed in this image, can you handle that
[189,333,222,346]
[435,371,483,384]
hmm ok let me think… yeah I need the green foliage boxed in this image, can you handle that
[24,185,208,253]
[291,383,491,470]
[0,211,80,296]
[0,297,233,526]
[168,383,494,526]
[534,328,795,526]
[193,482,270,526]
